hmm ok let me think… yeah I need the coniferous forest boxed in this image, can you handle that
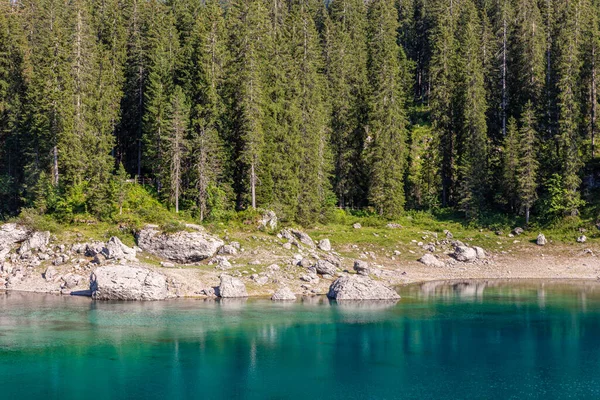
[1,0,600,226]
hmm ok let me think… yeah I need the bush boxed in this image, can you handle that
[12,208,61,233]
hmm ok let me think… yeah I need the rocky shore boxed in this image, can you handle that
[1,214,599,301]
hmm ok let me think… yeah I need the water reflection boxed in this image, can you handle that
[3,282,600,399]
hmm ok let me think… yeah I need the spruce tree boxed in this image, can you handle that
[502,117,519,211]
[188,0,228,221]
[166,86,189,213]
[364,0,410,217]
[517,102,539,225]
[324,0,369,209]
[456,0,489,218]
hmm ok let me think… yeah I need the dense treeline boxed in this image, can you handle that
[1,0,599,225]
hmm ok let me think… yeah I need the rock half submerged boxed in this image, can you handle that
[90,265,168,300]
[327,274,400,301]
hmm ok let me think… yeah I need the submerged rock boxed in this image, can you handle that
[90,265,168,301]
[537,233,547,246]
[327,274,400,300]
[137,225,224,263]
[271,287,296,301]
[218,274,248,298]
[418,253,445,268]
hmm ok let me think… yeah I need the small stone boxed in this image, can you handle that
[577,235,587,243]
[315,259,337,276]
[160,261,176,268]
[513,227,524,235]
[282,242,292,250]
[353,223,362,229]
[318,239,331,252]
[537,233,547,246]
[418,253,445,268]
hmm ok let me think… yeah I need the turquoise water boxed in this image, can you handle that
[2,280,600,399]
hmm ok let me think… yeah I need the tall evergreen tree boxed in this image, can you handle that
[364,0,410,217]
[456,0,489,217]
[517,101,539,225]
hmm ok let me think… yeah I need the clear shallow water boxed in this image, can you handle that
[2,281,600,399]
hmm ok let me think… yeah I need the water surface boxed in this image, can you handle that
[2,280,600,399]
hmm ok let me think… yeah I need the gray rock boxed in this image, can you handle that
[218,274,248,298]
[353,260,370,276]
[258,210,278,231]
[61,273,85,289]
[160,261,176,268]
[218,245,238,255]
[44,265,58,281]
[291,229,315,248]
[19,231,50,254]
[473,246,486,259]
[353,223,362,229]
[85,241,106,257]
[318,238,331,252]
[537,233,547,246]
[327,274,400,300]
[103,236,137,261]
[282,242,292,250]
[0,223,29,259]
[444,230,453,239]
[315,259,337,276]
[386,223,403,229]
[267,264,280,272]
[271,287,296,301]
[91,266,168,300]
[418,253,445,268]
[577,235,587,243]
[513,227,524,235]
[137,225,224,263]
[299,258,313,269]
[452,246,477,262]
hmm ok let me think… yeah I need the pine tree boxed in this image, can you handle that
[143,2,179,195]
[429,0,459,207]
[502,117,519,211]
[166,86,189,213]
[554,0,584,216]
[324,0,369,209]
[226,0,271,210]
[517,101,539,225]
[188,0,228,221]
[364,0,410,217]
[287,0,332,224]
[456,0,489,218]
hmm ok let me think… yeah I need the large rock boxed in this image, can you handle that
[137,225,224,263]
[418,253,445,268]
[315,259,337,276]
[102,236,137,261]
[0,223,29,259]
[452,246,477,262]
[327,274,400,300]
[19,231,50,254]
[537,233,547,246]
[271,287,296,301]
[473,246,486,259]
[90,265,168,300]
[218,275,248,298]
[353,260,370,276]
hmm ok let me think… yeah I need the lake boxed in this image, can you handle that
[2,280,600,399]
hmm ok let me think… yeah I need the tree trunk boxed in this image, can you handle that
[525,206,530,227]
[251,162,256,209]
